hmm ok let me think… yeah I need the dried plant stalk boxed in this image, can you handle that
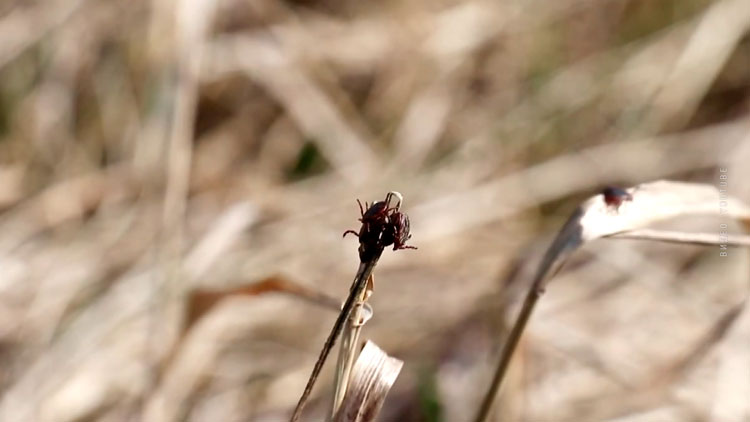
[473,180,750,422]
[291,259,382,422]
[331,276,374,417]
[610,228,750,247]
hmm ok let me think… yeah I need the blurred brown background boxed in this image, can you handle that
[0,0,749,421]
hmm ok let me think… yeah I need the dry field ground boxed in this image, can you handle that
[0,0,749,421]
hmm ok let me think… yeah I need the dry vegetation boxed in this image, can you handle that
[0,0,749,421]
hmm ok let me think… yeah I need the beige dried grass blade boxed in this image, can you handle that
[331,283,374,418]
[474,179,750,422]
[333,341,403,422]
[535,180,750,294]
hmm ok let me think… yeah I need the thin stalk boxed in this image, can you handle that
[472,286,542,422]
[330,287,370,417]
[610,228,750,247]
[473,216,574,422]
[290,257,382,422]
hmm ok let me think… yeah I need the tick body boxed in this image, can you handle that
[602,186,632,210]
[343,200,417,251]
[360,200,389,223]
[382,211,417,250]
[343,200,391,247]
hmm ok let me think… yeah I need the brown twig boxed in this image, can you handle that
[290,259,383,422]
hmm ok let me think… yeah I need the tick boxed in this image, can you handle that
[381,211,417,250]
[601,186,633,210]
[342,200,392,244]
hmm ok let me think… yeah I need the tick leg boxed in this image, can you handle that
[394,245,418,250]
[342,230,359,238]
[356,199,365,217]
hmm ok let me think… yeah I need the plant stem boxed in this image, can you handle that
[610,228,750,247]
[330,287,368,418]
[472,285,542,422]
[290,256,382,422]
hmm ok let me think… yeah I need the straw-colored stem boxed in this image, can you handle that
[610,228,750,247]
[331,295,367,417]
[472,286,543,422]
[290,258,381,422]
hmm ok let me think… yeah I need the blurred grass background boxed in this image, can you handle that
[0,0,749,421]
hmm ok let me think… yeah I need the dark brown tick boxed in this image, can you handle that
[382,211,417,250]
[342,200,391,241]
[360,200,390,222]
[342,199,397,261]
[343,197,416,255]
[602,186,633,210]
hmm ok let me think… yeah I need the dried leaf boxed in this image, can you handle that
[536,180,750,292]
[333,341,403,422]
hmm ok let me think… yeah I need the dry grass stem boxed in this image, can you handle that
[290,259,382,422]
[610,228,750,247]
[1,1,748,420]
[331,276,374,418]
[474,180,750,422]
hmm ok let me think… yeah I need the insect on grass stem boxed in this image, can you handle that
[290,191,410,422]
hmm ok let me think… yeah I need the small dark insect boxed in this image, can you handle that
[342,200,397,261]
[342,200,391,240]
[602,186,633,210]
[342,197,416,253]
[360,200,390,223]
[381,211,417,250]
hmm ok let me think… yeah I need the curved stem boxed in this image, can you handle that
[472,286,542,422]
